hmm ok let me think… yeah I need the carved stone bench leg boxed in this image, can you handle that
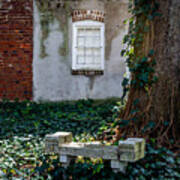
[111,160,128,173]
[59,154,75,168]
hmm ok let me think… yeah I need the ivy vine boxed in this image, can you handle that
[112,0,162,138]
[121,0,161,98]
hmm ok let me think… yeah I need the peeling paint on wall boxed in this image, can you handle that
[36,0,74,58]
[35,0,129,59]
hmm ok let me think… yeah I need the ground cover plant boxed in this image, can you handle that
[0,99,179,179]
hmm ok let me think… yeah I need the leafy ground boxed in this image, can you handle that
[0,99,179,179]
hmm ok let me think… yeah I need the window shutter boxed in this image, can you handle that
[72,20,105,71]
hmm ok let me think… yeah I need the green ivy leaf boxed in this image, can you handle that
[149,49,155,56]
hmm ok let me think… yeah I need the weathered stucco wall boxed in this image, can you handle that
[33,0,130,101]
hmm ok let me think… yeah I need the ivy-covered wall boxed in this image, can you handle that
[33,0,130,101]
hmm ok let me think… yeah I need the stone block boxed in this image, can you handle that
[45,142,56,153]
[44,131,146,173]
[126,138,145,150]
[60,154,68,163]
[58,142,119,160]
[45,132,72,153]
[59,155,72,168]
[118,138,145,162]
[45,132,72,143]
[126,138,145,159]
[111,160,127,173]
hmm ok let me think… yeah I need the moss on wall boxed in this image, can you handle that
[36,0,73,58]
[35,0,126,59]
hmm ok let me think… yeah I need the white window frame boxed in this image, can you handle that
[72,20,105,71]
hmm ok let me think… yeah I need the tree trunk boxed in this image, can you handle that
[117,0,180,150]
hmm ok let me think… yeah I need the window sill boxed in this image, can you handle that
[72,70,104,76]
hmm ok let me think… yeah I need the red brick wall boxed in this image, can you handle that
[0,0,33,101]
[72,10,105,22]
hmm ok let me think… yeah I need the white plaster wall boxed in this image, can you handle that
[77,0,104,11]
[33,0,130,101]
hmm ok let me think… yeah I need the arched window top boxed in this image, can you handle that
[72,9,105,23]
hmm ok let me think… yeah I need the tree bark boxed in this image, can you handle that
[117,0,180,149]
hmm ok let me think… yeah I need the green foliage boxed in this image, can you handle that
[0,100,179,179]
[0,99,118,138]
[126,143,180,180]
[0,136,44,179]
[121,0,161,96]
[117,0,163,134]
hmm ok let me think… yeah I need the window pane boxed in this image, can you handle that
[77,37,84,47]
[74,25,103,70]
[86,28,94,36]
[94,56,101,64]
[85,28,100,36]
[86,48,93,55]
[77,48,84,56]
[93,29,100,36]
[78,28,86,36]
[86,55,93,64]
[93,37,100,47]
[77,55,85,64]
[85,37,93,47]
[93,48,101,56]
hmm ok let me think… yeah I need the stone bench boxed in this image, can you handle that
[45,132,145,173]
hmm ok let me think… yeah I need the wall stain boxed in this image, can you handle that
[105,2,129,60]
[35,0,129,59]
[36,0,77,58]
[89,76,95,90]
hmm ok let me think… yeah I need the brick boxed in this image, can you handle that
[0,0,33,101]
[72,9,105,22]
